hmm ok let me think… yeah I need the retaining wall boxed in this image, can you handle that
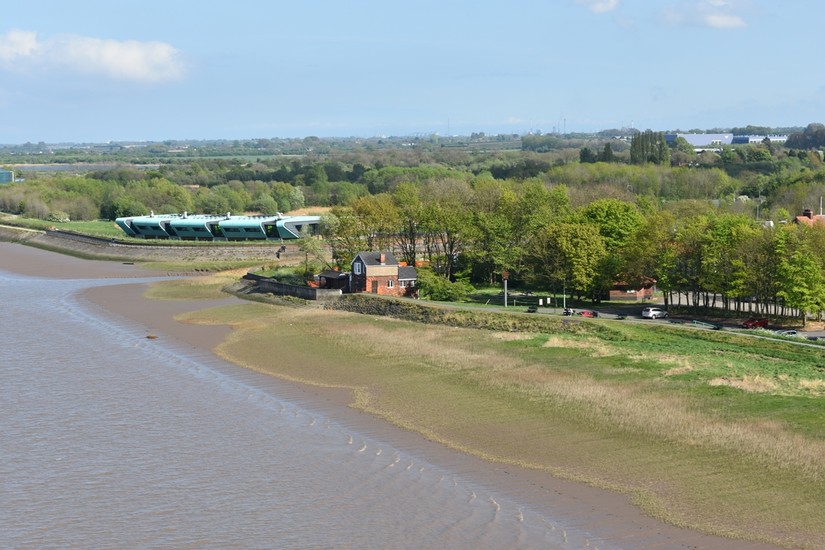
[0,225,285,262]
[242,273,342,301]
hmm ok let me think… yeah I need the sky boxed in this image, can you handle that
[0,0,822,143]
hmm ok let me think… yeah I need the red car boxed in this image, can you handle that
[578,310,599,318]
[741,318,769,329]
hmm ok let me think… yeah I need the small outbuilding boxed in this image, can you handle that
[317,269,349,290]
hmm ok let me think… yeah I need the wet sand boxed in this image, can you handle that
[0,242,783,549]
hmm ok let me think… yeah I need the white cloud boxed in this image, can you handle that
[0,29,39,63]
[0,29,186,84]
[703,13,746,28]
[576,0,620,14]
[662,0,749,29]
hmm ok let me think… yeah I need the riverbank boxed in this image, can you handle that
[0,243,794,549]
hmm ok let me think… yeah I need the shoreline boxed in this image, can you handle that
[0,242,783,549]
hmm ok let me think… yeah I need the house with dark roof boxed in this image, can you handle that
[351,251,417,297]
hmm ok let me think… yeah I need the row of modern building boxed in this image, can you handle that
[664,133,788,150]
[115,212,321,241]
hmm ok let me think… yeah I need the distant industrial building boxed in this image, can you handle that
[731,135,788,144]
[0,169,13,183]
[115,212,321,241]
[664,133,733,148]
[665,133,788,151]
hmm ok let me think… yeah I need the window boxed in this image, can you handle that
[387,279,394,288]
[353,262,362,275]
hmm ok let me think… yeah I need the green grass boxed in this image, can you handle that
[0,216,125,238]
[141,259,262,273]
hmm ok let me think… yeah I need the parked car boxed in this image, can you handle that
[774,329,798,337]
[578,309,599,318]
[741,318,769,329]
[641,307,668,319]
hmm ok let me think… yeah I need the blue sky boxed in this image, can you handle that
[0,0,822,143]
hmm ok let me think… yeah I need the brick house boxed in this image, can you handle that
[607,277,656,301]
[350,251,417,297]
[793,208,825,227]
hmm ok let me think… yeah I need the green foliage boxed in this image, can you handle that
[579,147,598,164]
[521,134,565,152]
[630,130,670,165]
[578,198,644,251]
[524,222,607,297]
[416,268,474,301]
[45,210,70,223]
[249,195,280,215]
[785,122,825,149]
[3,138,825,322]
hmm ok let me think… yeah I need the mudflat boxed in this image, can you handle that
[0,242,790,549]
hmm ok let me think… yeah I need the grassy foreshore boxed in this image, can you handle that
[150,275,825,549]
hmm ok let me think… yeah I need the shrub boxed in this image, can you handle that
[417,269,474,302]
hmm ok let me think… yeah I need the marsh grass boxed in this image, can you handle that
[141,260,262,273]
[144,268,254,300]
[171,287,825,548]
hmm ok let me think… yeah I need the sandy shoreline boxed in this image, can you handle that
[0,242,782,549]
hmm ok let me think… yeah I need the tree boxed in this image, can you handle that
[599,143,615,162]
[392,183,424,267]
[416,267,473,301]
[110,196,148,218]
[524,222,607,299]
[622,209,676,291]
[776,227,825,325]
[785,123,825,149]
[321,207,368,268]
[352,193,397,252]
[419,178,473,280]
[579,147,599,164]
[578,199,644,252]
[250,195,280,215]
[698,214,756,309]
[630,130,670,165]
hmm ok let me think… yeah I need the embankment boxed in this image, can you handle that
[0,224,283,263]
[325,292,617,335]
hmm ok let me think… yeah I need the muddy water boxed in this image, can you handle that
[0,270,601,549]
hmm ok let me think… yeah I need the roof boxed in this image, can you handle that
[318,270,348,280]
[353,251,399,266]
[794,214,825,227]
[665,133,733,147]
[398,266,417,280]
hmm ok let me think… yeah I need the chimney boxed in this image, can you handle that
[379,253,386,264]
[803,208,813,219]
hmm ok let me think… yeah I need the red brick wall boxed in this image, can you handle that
[365,275,404,297]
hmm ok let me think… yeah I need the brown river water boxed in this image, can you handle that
[0,269,602,549]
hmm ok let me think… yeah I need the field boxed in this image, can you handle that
[159,274,825,549]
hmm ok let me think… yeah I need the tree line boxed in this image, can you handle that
[319,178,825,323]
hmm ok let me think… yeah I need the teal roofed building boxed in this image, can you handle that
[0,169,13,183]
[115,212,321,241]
